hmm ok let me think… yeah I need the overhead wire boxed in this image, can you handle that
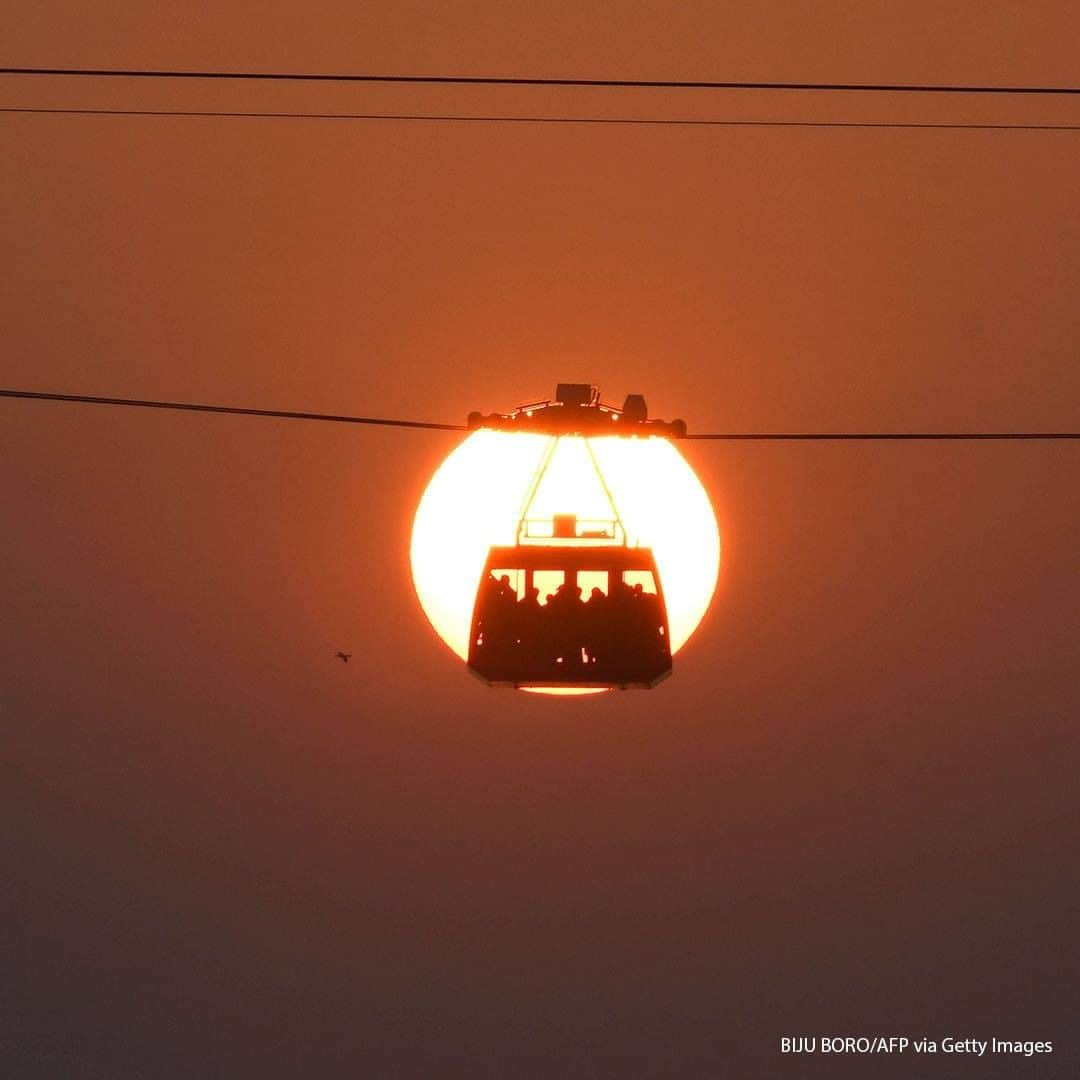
[3,70,1076,440]
[0,389,467,432]
[2,106,1076,132]
[5,66,1076,131]
[2,389,1076,440]
[2,66,1079,95]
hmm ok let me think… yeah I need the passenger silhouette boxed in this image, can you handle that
[637,587,665,657]
[545,582,586,666]
[625,583,656,669]
[583,587,608,664]
[604,578,635,668]
[476,572,519,667]
[470,564,671,685]
[515,585,543,664]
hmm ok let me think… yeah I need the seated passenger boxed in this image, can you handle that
[583,587,608,664]
[478,573,518,663]
[516,586,543,655]
[546,582,586,665]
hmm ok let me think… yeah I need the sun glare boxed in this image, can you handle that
[410,430,721,689]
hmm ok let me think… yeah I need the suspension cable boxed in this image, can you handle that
[2,389,1077,440]
[0,388,467,431]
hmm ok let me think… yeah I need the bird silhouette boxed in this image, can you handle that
[335,651,352,663]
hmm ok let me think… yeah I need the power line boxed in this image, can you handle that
[0,389,467,432]
[3,389,1076,440]
[2,66,1079,95]
[2,106,1077,132]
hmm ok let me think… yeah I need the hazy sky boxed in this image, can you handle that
[4,5,1079,1076]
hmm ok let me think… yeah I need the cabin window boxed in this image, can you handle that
[578,570,609,597]
[532,570,565,604]
[490,568,525,600]
[621,570,658,595]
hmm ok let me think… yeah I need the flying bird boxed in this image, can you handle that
[335,651,352,663]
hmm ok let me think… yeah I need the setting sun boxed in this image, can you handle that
[410,430,721,688]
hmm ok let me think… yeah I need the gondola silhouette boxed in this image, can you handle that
[467,385,678,689]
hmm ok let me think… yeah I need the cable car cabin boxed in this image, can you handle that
[468,542,672,689]
[463,397,682,689]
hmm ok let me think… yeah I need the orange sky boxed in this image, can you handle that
[3,5,1079,1076]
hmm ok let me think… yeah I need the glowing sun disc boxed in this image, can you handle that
[410,431,721,686]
